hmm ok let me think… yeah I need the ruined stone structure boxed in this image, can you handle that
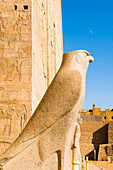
[79,104,113,161]
[80,103,113,121]
[0,0,63,155]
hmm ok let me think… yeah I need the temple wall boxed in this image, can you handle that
[0,0,32,154]
[32,0,63,111]
[0,0,63,155]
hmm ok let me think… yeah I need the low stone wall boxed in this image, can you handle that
[81,115,102,121]
[80,120,108,160]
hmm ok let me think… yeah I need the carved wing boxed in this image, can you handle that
[21,69,82,140]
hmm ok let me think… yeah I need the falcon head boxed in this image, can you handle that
[62,50,94,74]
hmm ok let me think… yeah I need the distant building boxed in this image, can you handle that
[80,103,113,122]
[79,104,113,161]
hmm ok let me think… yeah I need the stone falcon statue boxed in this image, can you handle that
[0,50,94,170]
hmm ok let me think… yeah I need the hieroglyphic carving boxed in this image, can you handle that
[0,15,7,30]
[0,0,32,156]
[0,104,27,137]
[0,57,23,81]
[4,59,23,81]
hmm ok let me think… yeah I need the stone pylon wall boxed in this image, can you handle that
[0,0,63,155]
[32,0,63,112]
[0,0,32,155]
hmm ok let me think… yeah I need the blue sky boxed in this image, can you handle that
[61,0,113,110]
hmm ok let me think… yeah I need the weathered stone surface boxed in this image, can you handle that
[80,105,113,160]
[32,0,63,112]
[108,121,113,144]
[80,121,108,160]
[0,0,63,155]
[98,144,110,161]
[0,50,93,170]
[0,0,32,155]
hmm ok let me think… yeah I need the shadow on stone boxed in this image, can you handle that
[56,150,61,170]
[92,124,109,145]
[86,150,95,160]
[86,124,109,160]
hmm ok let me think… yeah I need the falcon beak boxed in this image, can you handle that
[88,55,94,63]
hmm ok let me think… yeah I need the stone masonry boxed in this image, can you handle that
[108,121,113,144]
[80,104,113,161]
[80,120,108,160]
[32,0,63,112]
[0,0,63,155]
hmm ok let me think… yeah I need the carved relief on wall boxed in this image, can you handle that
[0,1,32,155]
[0,57,22,82]
[0,103,27,138]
